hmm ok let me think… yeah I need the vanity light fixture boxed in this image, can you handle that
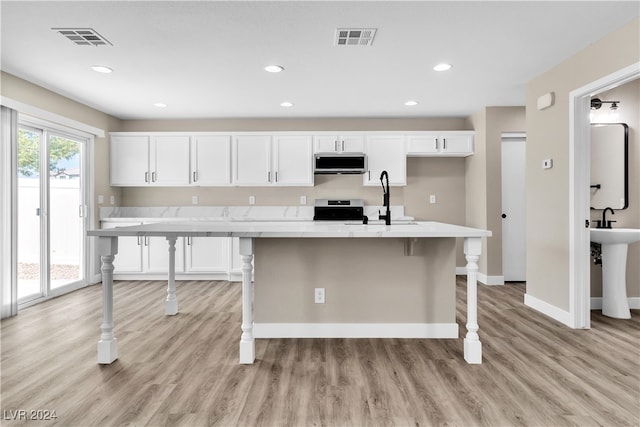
[590,98,620,110]
[265,65,284,73]
[91,65,113,73]
[280,101,293,107]
[433,63,452,71]
[404,100,419,106]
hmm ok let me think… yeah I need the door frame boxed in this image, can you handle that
[569,62,639,329]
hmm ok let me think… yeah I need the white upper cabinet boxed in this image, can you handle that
[233,135,313,186]
[110,134,190,186]
[233,135,272,185]
[191,135,231,186]
[314,135,364,153]
[406,132,474,157]
[273,136,313,186]
[152,136,191,185]
[110,135,150,186]
[364,135,406,186]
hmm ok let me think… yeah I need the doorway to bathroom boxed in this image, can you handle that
[569,62,639,329]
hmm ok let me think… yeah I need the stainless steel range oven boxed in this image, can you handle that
[313,199,364,221]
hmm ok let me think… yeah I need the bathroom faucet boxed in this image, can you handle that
[379,170,391,225]
[601,207,616,229]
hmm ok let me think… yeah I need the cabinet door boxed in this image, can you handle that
[273,136,313,186]
[192,135,231,185]
[151,136,191,186]
[364,135,406,186]
[145,236,185,273]
[185,236,229,272]
[406,135,439,155]
[110,136,150,186]
[234,135,272,185]
[441,134,473,155]
[102,222,143,273]
[313,135,339,153]
[340,135,365,152]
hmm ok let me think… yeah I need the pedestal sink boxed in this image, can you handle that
[591,228,640,319]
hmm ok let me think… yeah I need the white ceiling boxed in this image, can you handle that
[1,1,638,120]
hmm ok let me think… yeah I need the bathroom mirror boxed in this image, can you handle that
[590,123,629,209]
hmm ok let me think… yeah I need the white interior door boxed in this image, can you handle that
[501,136,526,282]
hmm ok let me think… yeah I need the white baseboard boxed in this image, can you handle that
[524,293,572,327]
[590,297,640,310]
[253,322,459,339]
[456,267,504,286]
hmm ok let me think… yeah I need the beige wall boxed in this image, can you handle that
[467,107,526,277]
[526,18,639,311]
[1,71,122,226]
[589,79,640,298]
[254,238,456,323]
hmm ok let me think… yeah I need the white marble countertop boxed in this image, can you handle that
[89,220,491,239]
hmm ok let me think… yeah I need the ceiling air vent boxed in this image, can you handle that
[52,28,112,46]
[335,28,377,46]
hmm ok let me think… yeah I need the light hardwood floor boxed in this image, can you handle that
[1,279,638,426]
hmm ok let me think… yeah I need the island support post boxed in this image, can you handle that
[463,236,482,364]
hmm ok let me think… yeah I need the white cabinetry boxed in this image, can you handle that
[185,237,229,273]
[314,135,364,153]
[406,133,473,157]
[102,222,143,273]
[110,134,190,186]
[233,135,313,186]
[364,135,406,186]
[191,135,231,185]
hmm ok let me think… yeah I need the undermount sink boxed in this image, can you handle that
[590,228,640,319]
[590,228,640,245]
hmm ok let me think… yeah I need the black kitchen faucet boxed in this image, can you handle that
[379,170,391,225]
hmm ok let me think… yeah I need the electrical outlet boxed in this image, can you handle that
[429,194,436,204]
[192,195,199,205]
[249,196,255,205]
[314,288,325,304]
[300,196,307,205]
[97,195,104,204]
[110,195,115,205]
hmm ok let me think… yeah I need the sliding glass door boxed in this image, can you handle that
[17,123,87,303]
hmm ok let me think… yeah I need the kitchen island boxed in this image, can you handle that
[88,221,491,365]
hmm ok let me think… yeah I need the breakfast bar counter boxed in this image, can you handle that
[88,221,491,365]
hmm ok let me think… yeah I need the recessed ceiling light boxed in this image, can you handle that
[433,63,452,72]
[280,101,293,107]
[91,65,113,73]
[153,103,167,108]
[265,65,284,73]
[404,100,419,106]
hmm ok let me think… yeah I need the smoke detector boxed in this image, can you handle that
[335,28,377,46]
[52,28,112,46]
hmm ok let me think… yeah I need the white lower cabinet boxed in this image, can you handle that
[102,221,241,279]
[102,222,144,273]
[144,235,185,273]
[185,236,229,273]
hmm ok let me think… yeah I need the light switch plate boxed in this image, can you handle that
[97,195,104,204]
[192,196,199,205]
[429,195,436,204]
[249,196,255,205]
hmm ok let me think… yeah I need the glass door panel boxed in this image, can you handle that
[17,127,43,300]
[49,134,83,289]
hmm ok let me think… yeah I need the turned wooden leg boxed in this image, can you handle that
[239,237,255,364]
[463,237,482,364]
[97,236,118,364]
[165,236,178,316]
